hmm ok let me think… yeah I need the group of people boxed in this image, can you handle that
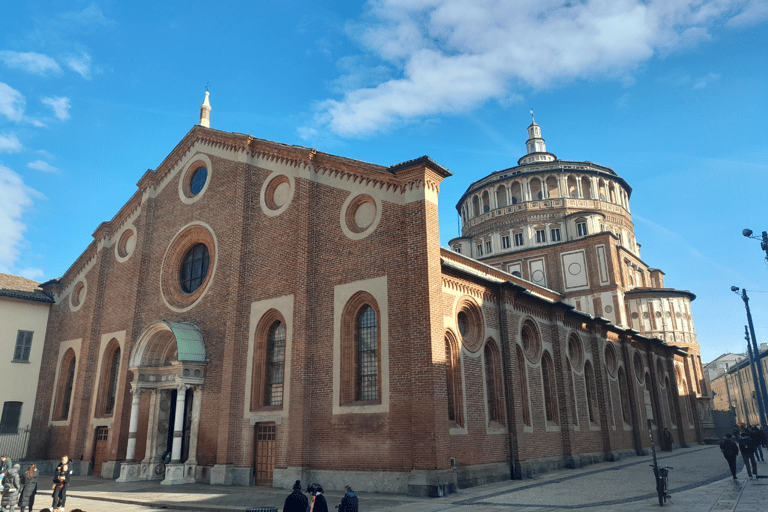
[283,480,359,512]
[0,454,72,512]
[719,425,767,480]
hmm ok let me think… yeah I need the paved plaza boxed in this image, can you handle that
[51,445,767,511]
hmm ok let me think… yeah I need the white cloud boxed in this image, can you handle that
[693,72,720,89]
[0,165,42,274]
[65,52,92,79]
[59,2,113,26]
[727,0,768,27]
[27,160,60,173]
[0,133,23,153]
[0,83,25,122]
[0,51,62,76]
[41,96,71,120]
[306,0,755,137]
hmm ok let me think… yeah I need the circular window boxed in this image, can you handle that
[340,192,382,240]
[521,320,542,363]
[116,227,137,261]
[263,174,293,212]
[161,223,217,312]
[643,312,649,319]
[190,167,207,195]
[456,297,483,352]
[70,280,86,310]
[631,312,639,319]
[568,334,584,372]
[604,305,613,313]
[633,352,645,384]
[655,311,662,318]
[179,244,210,293]
[604,343,618,377]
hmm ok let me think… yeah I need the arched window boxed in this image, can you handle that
[54,349,77,421]
[665,376,676,426]
[516,346,531,426]
[445,333,464,426]
[542,352,558,424]
[472,196,480,217]
[356,306,378,401]
[179,243,210,293]
[264,321,286,406]
[484,341,504,425]
[482,190,490,212]
[510,182,521,204]
[618,367,631,424]
[496,186,507,208]
[95,340,121,417]
[585,361,597,424]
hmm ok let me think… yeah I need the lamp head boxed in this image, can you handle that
[731,286,740,292]
[743,228,754,237]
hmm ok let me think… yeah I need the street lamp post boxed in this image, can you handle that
[745,326,767,428]
[742,229,768,263]
[732,286,768,427]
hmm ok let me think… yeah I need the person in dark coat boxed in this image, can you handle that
[51,459,70,512]
[18,464,37,512]
[720,434,740,480]
[282,480,309,512]
[737,431,758,479]
[751,426,765,461]
[337,485,359,512]
[1,463,21,512]
[0,455,11,494]
[308,483,328,512]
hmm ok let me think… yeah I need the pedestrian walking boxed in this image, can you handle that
[18,464,37,512]
[0,464,21,512]
[0,455,11,493]
[51,458,70,512]
[282,480,309,512]
[751,426,765,461]
[307,483,328,512]
[720,433,740,480]
[337,485,359,512]
[737,431,758,479]
[663,427,673,451]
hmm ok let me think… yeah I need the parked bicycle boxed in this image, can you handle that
[648,419,673,506]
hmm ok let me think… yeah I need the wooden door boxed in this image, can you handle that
[93,427,109,475]
[254,423,276,485]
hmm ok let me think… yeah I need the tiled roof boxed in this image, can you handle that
[0,273,55,303]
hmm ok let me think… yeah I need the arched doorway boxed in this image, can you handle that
[117,321,207,485]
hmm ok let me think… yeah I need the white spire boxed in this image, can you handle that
[199,90,211,128]
[518,112,557,165]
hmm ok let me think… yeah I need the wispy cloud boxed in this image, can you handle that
[0,51,62,76]
[59,2,113,27]
[65,52,92,79]
[27,160,60,173]
[303,0,757,137]
[0,83,26,122]
[0,165,43,274]
[693,72,720,89]
[727,0,768,27]
[41,96,71,120]
[0,133,23,153]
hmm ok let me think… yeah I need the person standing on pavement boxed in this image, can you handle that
[337,485,359,512]
[737,431,758,479]
[750,426,765,461]
[308,483,328,512]
[51,459,70,512]
[0,463,21,512]
[18,463,37,512]
[0,455,11,493]
[283,480,309,512]
[720,434,740,480]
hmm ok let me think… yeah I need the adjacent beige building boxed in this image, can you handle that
[0,274,53,459]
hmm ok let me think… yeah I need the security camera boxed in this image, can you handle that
[731,286,740,292]
[743,229,754,237]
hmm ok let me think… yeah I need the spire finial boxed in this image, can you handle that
[530,108,535,123]
[199,86,211,128]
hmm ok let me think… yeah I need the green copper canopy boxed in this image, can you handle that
[164,320,207,362]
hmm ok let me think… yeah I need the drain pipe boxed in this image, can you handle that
[498,282,521,479]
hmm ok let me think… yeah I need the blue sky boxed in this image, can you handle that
[2,0,767,362]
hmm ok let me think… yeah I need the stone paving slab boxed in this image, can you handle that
[59,446,768,512]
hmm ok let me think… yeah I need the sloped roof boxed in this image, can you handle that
[0,273,54,303]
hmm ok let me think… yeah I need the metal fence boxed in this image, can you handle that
[0,425,30,461]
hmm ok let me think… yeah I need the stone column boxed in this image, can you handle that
[186,386,202,465]
[171,384,188,462]
[126,387,142,461]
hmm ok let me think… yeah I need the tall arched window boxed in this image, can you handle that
[618,367,631,424]
[264,321,286,406]
[542,352,558,424]
[516,346,531,426]
[585,361,597,424]
[357,306,378,401]
[484,341,504,425]
[665,376,676,426]
[445,333,464,426]
[104,345,121,415]
[54,349,77,421]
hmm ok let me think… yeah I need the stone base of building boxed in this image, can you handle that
[209,464,253,486]
[116,462,142,482]
[161,463,188,485]
[116,461,164,482]
[101,460,122,479]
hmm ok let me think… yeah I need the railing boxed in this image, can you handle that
[0,425,31,461]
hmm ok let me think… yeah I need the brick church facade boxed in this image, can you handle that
[30,95,707,495]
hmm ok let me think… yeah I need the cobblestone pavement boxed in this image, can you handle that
[56,445,768,512]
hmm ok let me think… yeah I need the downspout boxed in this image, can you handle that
[620,332,644,455]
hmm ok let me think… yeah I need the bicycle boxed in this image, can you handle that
[650,463,673,505]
